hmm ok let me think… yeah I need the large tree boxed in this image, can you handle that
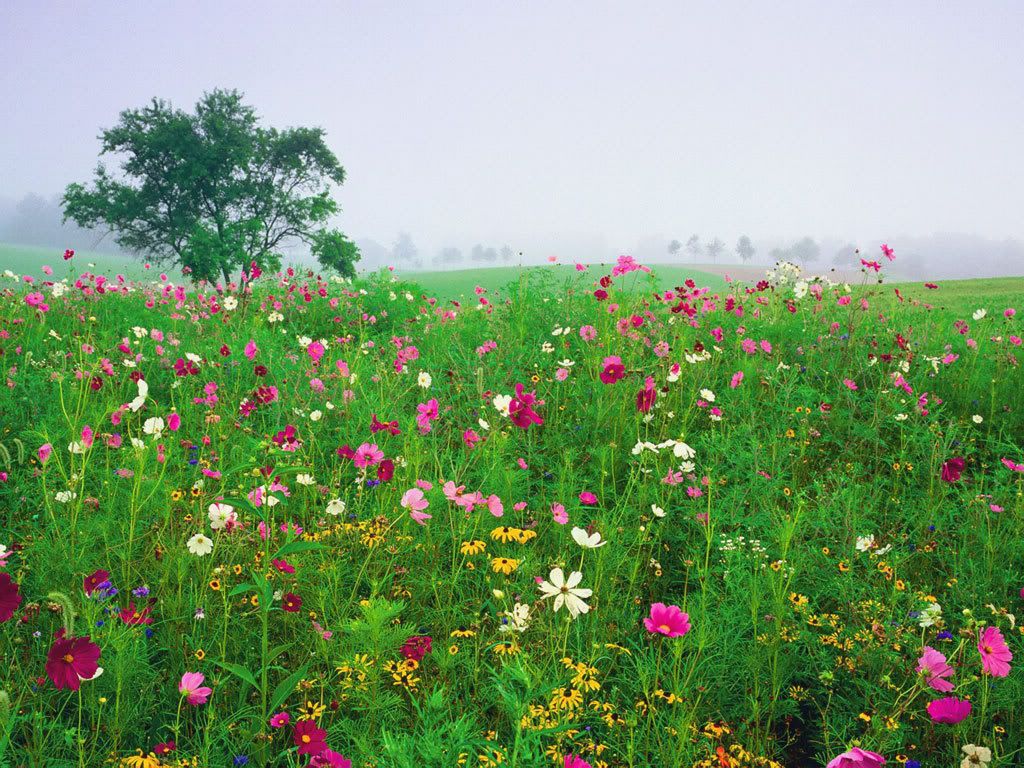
[63,88,358,283]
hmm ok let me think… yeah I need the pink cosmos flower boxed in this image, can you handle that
[244,339,258,360]
[926,696,971,724]
[599,355,626,384]
[916,646,955,692]
[730,371,744,389]
[509,383,543,429]
[179,671,212,706]
[551,502,568,525]
[38,443,53,464]
[352,443,384,469]
[1001,457,1024,472]
[826,747,886,768]
[643,603,691,638]
[564,757,592,768]
[978,626,1012,677]
[578,491,598,506]
[401,488,431,525]
[269,711,291,728]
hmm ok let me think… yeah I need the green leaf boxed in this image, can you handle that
[228,582,254,598]
[271,540,326,560]
[213,660,260,691]
[269,663,309,713]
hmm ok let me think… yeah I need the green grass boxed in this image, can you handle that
[0,247,1022,767]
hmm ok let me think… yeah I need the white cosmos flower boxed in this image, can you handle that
[673,442,696,460]
[699,388,716,402]
[972,308,987,321]
[537,568,592,619]
[326,498,346,516]
[499,602,531,633]
[207,503,235,530]
[309,410,323,422]
[571,527,607,549]
[128,378,149,412]
[55,490,77,504]
[492,394,512,417]
[295,473,316,486]
[855,534,875,552]
[651,504,666,518]
[417,371,432,388]
[186,533,214,556]
[223,295,238,311]
[143,417,165,439]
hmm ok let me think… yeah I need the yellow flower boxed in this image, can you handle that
[549,686,583,710]
[451,626,476,638]
[490,557,520,575]
[460,540,487,556]
[490,526,521,543]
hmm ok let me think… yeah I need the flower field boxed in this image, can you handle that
[0,250,1022,768]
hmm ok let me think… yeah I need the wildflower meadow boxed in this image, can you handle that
[0,249,1022,768]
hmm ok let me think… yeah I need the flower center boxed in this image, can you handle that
[659,624,672,633]
[63,654,74,663]
[301,735,311,744]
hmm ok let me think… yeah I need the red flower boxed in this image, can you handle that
[509,383,543,430]
[152,740,177,755]
[282,592,303,612]
[377,459,395,482]
[118,601,154,625]
[400,635,433,661]
[293,720,328,755]
[0,572,22,622]
[46,634,101,690]
[941,457,964,483]
[83,569,110,596]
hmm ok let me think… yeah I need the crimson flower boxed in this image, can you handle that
[46,633,101,690]
[0,572,22,622]
[293,720,328,755]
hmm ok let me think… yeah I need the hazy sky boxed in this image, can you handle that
[2,1,1022,259]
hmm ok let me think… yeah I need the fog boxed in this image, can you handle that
[2,1,1022,278]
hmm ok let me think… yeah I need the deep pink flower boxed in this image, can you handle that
[940,457,964,483]
[564,756,592,768]
[509,383,543,429]
[311,750,353,768]
[826,747,885,768]
[0,572,22,622]
[401,635,432,661]
[643,603,691,638]
[46,634,101,690]
[83,569,110,596]
[599,355,626,384]
[352,443,384,469]
[926,696,971,724]
[178,671,212,705]
[293,720,328,755]
[916,646,954,692]
[978,626,1012,677]
[269,711,291,728]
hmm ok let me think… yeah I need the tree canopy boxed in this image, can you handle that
[63,89,359,283]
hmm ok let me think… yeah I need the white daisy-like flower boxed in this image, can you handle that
[537,568,592,619]
[417,371,432,388]
[186,533,214,557]
[571,527,607,549]
[207,502,235,531]
[326,498,346,516]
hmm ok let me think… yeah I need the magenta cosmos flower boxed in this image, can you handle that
[564,756,592,768]
[178,671,212,705]
[978,626,1013,677]
[916,646,955,692]
[509,383,543,429]
[46,633,101,690]
[643,603,691,638]
[926,696,971,724]
[826,747,886,768]
[0,572,22,622]
[940,456,964,483]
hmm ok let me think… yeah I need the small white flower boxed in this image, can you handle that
[673,442,696,460]
[223,295,238,311]
[919,602,942,628]
[651,504,666,518]
[499,602,531,633]
[571,527,607,549]
[493,394,512,417]
[295,473,316,487]
[186,533,214,557]
[699,388,716,402]
[309,410,323,422]
[972,414,983,424]
[417,371,432,388]
[972,308,987,321]
[326,498,346,516]
[128,378,149,412]
[855,534,875,552]
[55,490,77,504]
[207,502,235,530]
[537,568,592,619]
[143,417,165,439]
